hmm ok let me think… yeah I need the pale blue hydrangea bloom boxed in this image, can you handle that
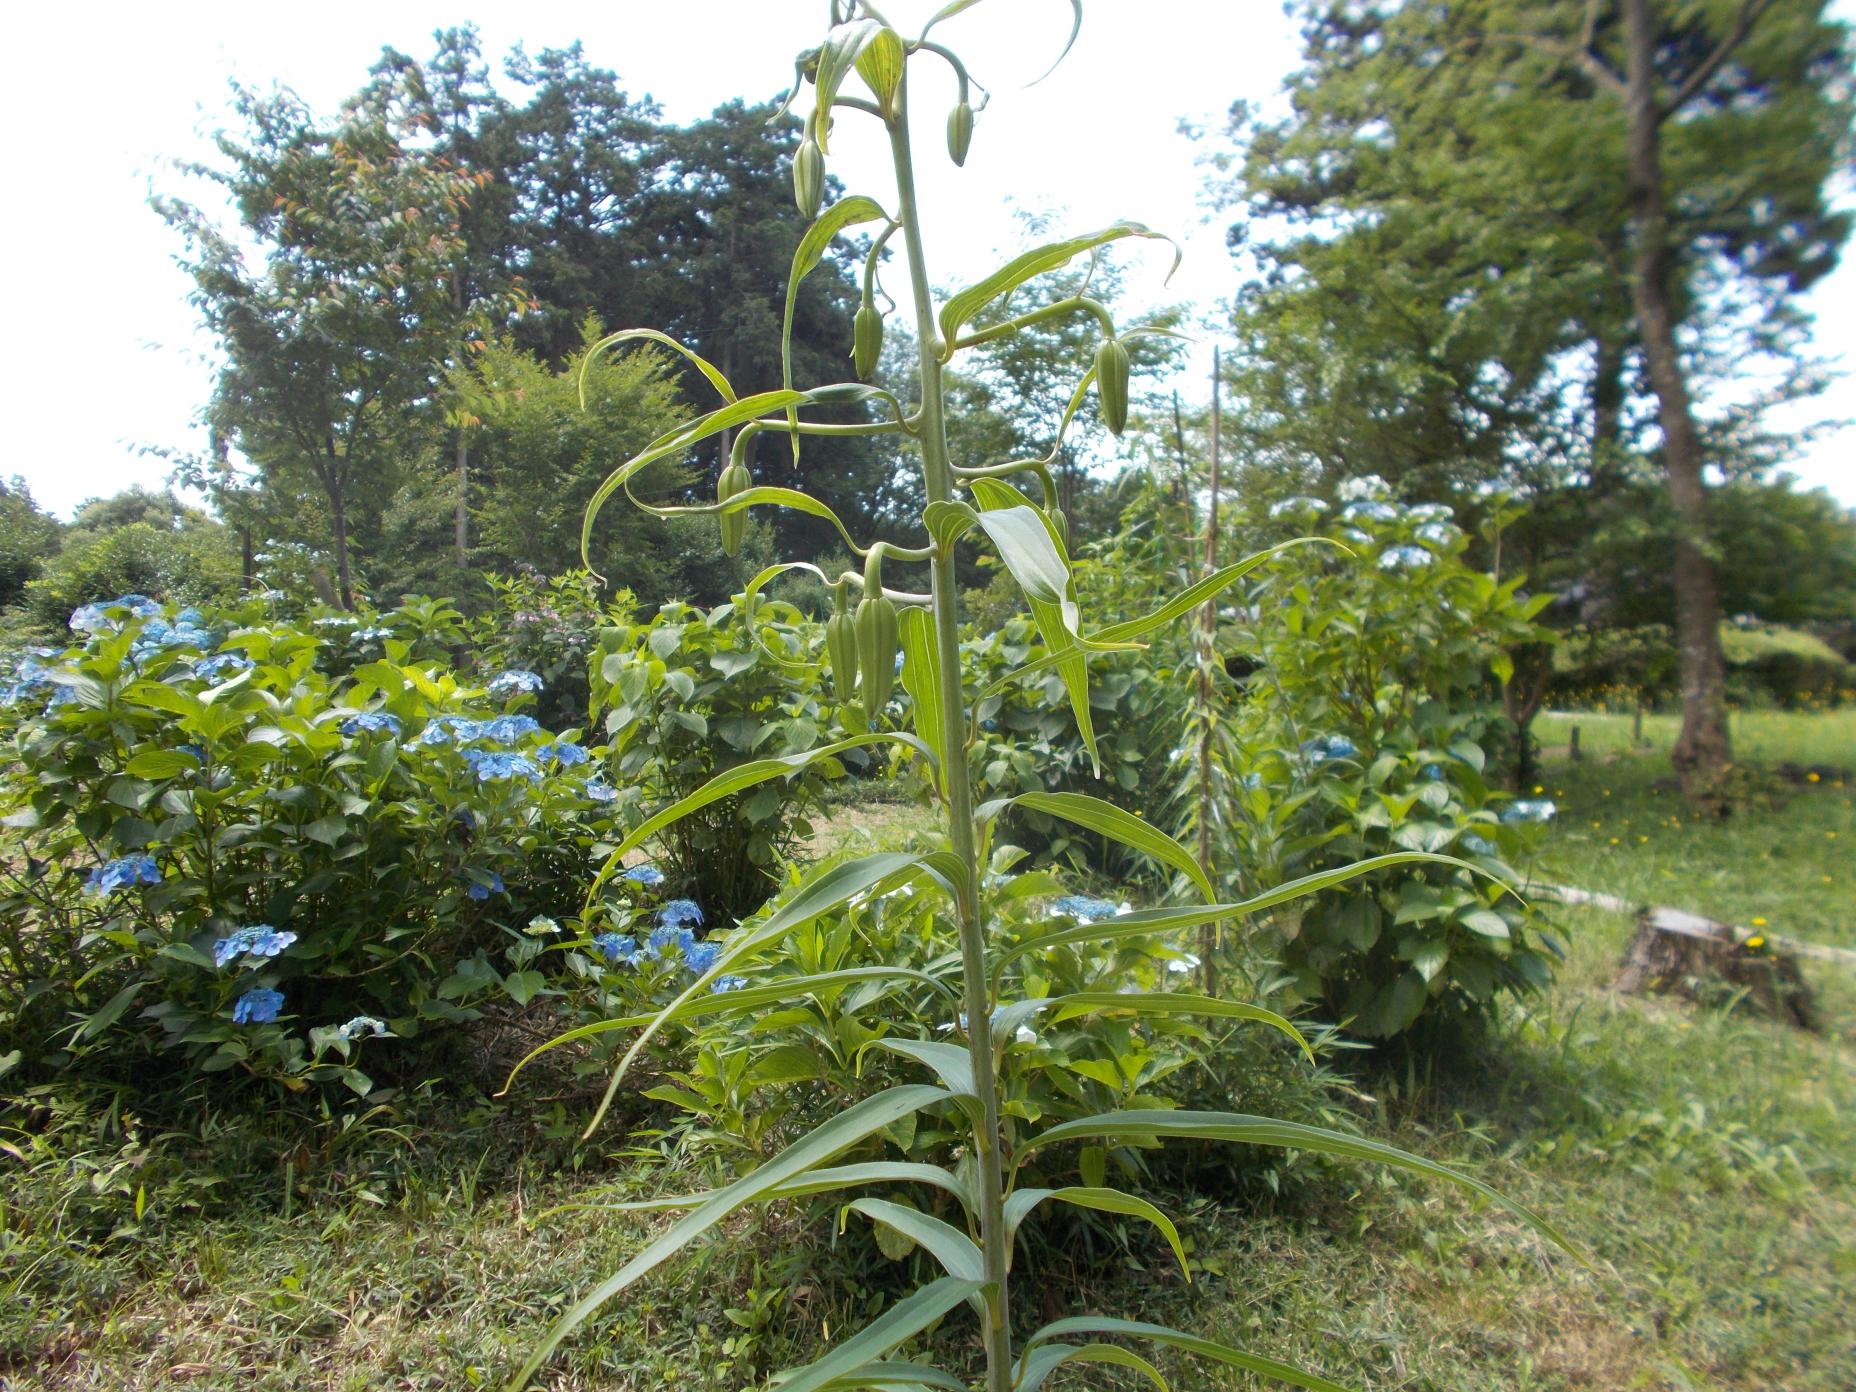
[683,940,722,975]
[1414,522,1459,547]
[584,778,619,803]
[1405,502,1454,523]
[622,864,665,887]
[70,594,161,633]
[659,899,704,930]
[341,711,402,737]
[1267,496,1329,519]
[487,669,544,698]
[193,653,254,682]
[1378,544,1433,571]
[541,741,590,767]
[1342,500,1401,524]
[86,855,161,895]
[1501,799,1557,824]
[1336,475,1391,502]
[1052,894,1121,923]
[337,1015,389,1041]
[647,924,699,960]
[233,987,285,1025]
[712,975,749,993]
[1461,833,1497,856]
[461,749,542,783]
[594,932,641,965]
[1300,734,1358,764]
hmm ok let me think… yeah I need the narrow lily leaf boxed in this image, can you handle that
[898,607,946,791]
[499,966,953,1096]
[1004,1187,1188,1279]
[651,482,869,558]
[865,1038,977,1099]
[984,791,1213,901]
[1045,992,1312,1064]
[819,1362,968,1392]
[847,1198,985,1281]
[741,561,835,673]
[991,853,1497,975]
[507,1086,952,1389]
[813,21,883,154]
[940,222,1179,348]
[1021,1318,1350,1392]
[581,388,808,569]
[1017,1341,1170,1392]
[590,852,936,1134]
[586,733,937,904]
[1093,539,1337,643]
[580,327,737,407]
[1018,1112,1579,1259]
[770,1277,987,1392]
[783,195,891,460]
[544,1160,974,1221]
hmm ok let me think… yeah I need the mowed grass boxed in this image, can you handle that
[5,710,1853,1390]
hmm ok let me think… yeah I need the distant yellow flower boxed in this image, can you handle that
[1752,917,1767,927]
[1745,936,1766,950]
[1609,837,1620,846]
[1807,771,1820,783]
[1638,835,1649,843]
[1533,785,1544,794]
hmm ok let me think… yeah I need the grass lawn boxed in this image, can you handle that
[5,711,1852,1390]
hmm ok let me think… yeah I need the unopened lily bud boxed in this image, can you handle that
[856,551,899,722]
[825,586,858,707]
[852,303,883,382]
[794,137,824,220]
[717,461,751,555]
[947,101,974,166]
[1094,338,1130,437]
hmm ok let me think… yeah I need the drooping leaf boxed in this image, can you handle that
[1044,992,1312,1063]
[1020,1317,1350,1392]
[940,222,1178,348]
[782,195,891,459]
[979,791,1212,900]
[1017,1341,1170,1392]
[507,1086,953,1389]
[768,1277,987,1392]
[847,1198,984,1282]
[1004,1186,1188,1278]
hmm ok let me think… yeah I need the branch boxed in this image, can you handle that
[1664,0,1777,119]
[1485,30,1627,99]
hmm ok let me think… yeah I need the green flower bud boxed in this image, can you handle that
[794,137,824,220]
[856,551,898,722]
[1094,337,1130,437]
[852,303,884,382]
[825,586,859,708]
[1050,506,1070,553]
[947,101,974,166]
[717,461,751,556]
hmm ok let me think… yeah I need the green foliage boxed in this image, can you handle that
[0,477,63,612]
[511,9,1574,1392]
[591,597,843,924]
[22,490,241,633]
[0,594,616,1095]
[1224,486,1561,1037]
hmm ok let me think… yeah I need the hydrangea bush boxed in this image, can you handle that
[0,595,620,1093]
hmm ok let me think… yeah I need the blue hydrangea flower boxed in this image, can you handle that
[215,924,297,967]
[353,626,394,641]
[541,741,590,767]
[487,669,544,698]
[1406,502,1453,523]
[1341,500,1402,525]
[85,855,161,895]
[1378,544,1433,571]
[659,899,704,930]
[232,987,285,1025]
[683,940,722,975]
[337,1015,389,1041]
[594,932,641,965]
[465,870,506,900]
[1461,833,1497,856]
[1415,521,1459,547]
[622,863,665,887]
[341,711,403,738]
[180,743,208,763]
[417,716,480,747]
[1300,734,1358,765]
[1052,894,1121,924]
[461,749,542,783]
[70,594,161,633]
[248,928,297,958]
[584,778,619,803]
[213,926,263,968]
[1336,475,1391,503]
[712,975,749,993]
[479,714,542,744]
[1422,763,1446,781]
[646,924,698,961]
[1501,799,1557,824]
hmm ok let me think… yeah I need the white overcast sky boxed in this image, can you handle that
[4,0,1851,519]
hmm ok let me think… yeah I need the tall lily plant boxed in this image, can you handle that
[511,4,1575,1388]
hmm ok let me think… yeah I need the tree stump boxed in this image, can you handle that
[1616,907,1817,1029]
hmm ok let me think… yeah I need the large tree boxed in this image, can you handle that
[1223,0,1852,802]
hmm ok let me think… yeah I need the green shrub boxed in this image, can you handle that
[590,596,846,923]
[1230,483,1562,1037]
[0,594,618,1096]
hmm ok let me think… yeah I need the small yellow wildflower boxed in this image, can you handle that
[1609,837,1620,846]
[1807,771,1820,783]
[1638,835,1649,843]
[1752,917,1767,927]
[1533,785,1544,794]
[1745,936,1766,950]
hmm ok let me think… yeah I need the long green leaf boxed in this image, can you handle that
[543,1160,974,1222]
[847,1198,985,1282]
[507,1086,951,1389]
[919,0,1082,84]
[587,852,937,1135]
[1044,992,1312,1063]
[641,483,870,559]
[864,1036,977,1099]
[783,195,891,460]
[991,853,1494,975]
[1021,1317,1351,1392]
[741,560,836,673]
[1018,1341,1170,1392]
[812,21,883,154]
[940,222,1178,348]
[1004,1186,1188,1278]
[898,607,946,792]
[1093,539,1337,643]
[770,1277,986,1392]
[499,966,954,1096]
[586,733,936,905]
[580,327,737,406]
[819,1363,968,1392]
[580,388,808,568]
[983,791,1212,900]
[1018,1112,1580,1259]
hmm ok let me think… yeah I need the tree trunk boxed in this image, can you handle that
[329,477,355,610]
[1621,0,1731,807]
[1591,326,1625,486]
[455,436,471,564]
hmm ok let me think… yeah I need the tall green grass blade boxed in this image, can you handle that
[770,1277,986,1392]
[1004,1186,1188,1278]
[1021,1318,1351,1392]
